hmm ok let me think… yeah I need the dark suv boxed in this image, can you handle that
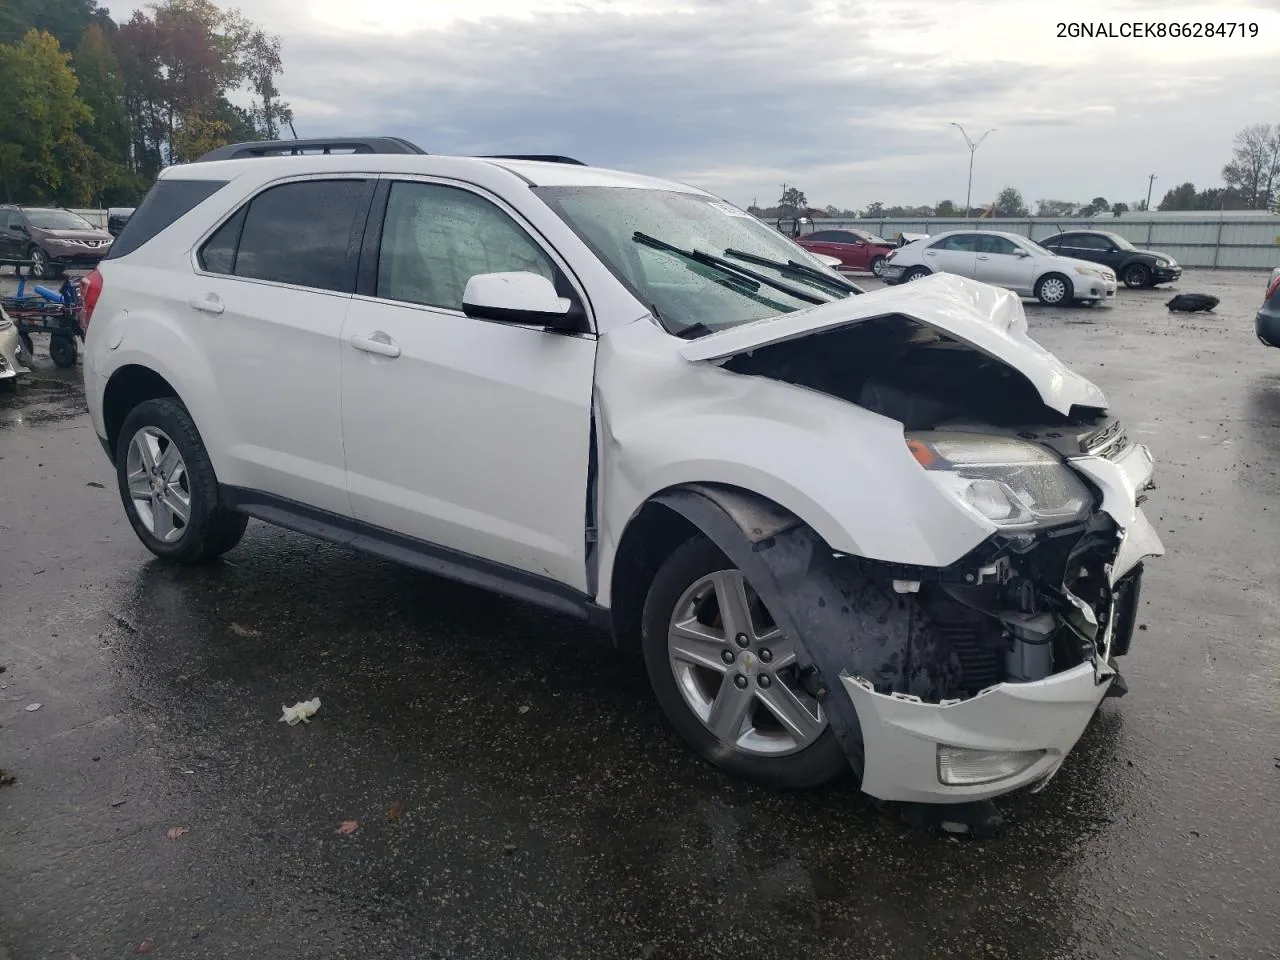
[0,205,114,279]
[1039,230,1181,289]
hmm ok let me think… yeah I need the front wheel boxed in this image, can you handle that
[640,537,848,789]
[903,266,931,282]
[27,246,58,281]
[870,255,887,277]
[1123,263,1151,288]
[1035,272,1073,306]
[115,398,248,565]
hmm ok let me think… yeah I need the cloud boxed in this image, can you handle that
[110,0,1280,209]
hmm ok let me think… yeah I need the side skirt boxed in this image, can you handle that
[220,486,612,631]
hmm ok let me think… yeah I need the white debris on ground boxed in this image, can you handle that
[24,703,41,712]
[279,697,321,726]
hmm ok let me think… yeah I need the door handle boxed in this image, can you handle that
[188,295,224,315]
[976,255,990,260]
[350,332,401,359]
[925,251,937,256]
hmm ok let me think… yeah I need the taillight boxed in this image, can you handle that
[1266,274,1280,303]
[79,268,103,334]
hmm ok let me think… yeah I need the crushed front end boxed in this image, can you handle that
[840,421,1163,804]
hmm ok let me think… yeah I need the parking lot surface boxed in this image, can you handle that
[2,269,1278,959]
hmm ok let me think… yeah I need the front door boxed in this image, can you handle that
[974,234,1037,294]
[187,176,375,516]
[339,178,597,591]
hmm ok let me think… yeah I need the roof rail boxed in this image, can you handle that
[483,155,587,166]
[197,136,427,162]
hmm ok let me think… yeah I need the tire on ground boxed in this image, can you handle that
[114,397,248,565]
[640,535,848,790]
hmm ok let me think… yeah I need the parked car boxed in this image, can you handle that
[882,229,1118,306]
[1256,266,1280,347]
[794,228,896,277]
[81,137,1163,812]
[1038,230,1181,289]
[0,305,24,382]
[107,208,136,238]
[0,205,114,279]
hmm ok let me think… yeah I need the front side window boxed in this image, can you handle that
[535,186,854,337]
[976,235,1020,255]
[376,181,557,311]
[197,179,372,293]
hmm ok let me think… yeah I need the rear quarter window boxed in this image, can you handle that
[105,179,229,259]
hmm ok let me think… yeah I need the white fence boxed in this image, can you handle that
[807,215,1280,270]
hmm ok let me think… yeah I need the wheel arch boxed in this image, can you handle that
[605,482,811,653]
[102,364,182,462]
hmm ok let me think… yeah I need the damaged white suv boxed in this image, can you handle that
[81,137,1163,814]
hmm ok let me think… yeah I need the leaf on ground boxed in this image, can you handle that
[86,481,105,489]
[229,623,260,637]
[0,770,15,788]
[386,803,403,821]
[335,820,359,836]
[166,826,189,840]
[135,940,155,954]
[24,702,42,712]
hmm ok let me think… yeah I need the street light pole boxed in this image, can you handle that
[1145,173,1157,212]
[950,123,995,217]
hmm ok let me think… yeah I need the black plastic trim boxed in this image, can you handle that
[220,486,602,623]
[483,155,586,166]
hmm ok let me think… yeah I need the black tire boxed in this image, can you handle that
[114,398,248,565]
[17,331,34,365]
[1122,263,1151,289]
[869,255,887,277]
[903,266,931,282]
[640,536,848,790]
[48,335,77,368]
[1034,272,1073,306]
[27,246,58,280]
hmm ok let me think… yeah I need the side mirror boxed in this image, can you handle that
[461,271,585,332]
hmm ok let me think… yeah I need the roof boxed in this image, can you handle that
[158,151,710,196]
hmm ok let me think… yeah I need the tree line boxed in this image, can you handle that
[0,0,288,206]
[755,122,1280,220]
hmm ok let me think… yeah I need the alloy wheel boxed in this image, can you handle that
[666,569,826,757]
[1039,276,1067,303]
[125,426,192,543]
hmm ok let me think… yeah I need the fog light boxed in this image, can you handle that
[936,745,1047,786]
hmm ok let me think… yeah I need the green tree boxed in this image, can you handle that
[0,29,95,203]
[994,186,1028,217]
[778,185,807,215]
[863,201,885,217]
[934,199,958,217]
[0,0,108,49]
[1035,199,1077,218]
[74,24,128,162]
[1157,182,1197,210]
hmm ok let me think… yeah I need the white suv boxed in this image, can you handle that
[882,229,1118,306]
[81,137,1163,817]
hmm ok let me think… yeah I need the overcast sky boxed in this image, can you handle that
[107,0,1280,211]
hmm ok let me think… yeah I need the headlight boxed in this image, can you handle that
[1154,258,1168,266]
[1074,266,1104,279]
[906,432,1093,529]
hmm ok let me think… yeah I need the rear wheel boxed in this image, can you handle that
[1123,263,1151,288]
[641,537,848,789]
[903,266,931,282]
[115,398,248,565]
[1035,272,1073,306]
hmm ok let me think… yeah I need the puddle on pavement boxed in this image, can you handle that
[0,371,85,429]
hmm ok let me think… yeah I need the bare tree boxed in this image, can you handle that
[1222,123,1280,210]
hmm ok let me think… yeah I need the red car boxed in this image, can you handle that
[795,228,896,277]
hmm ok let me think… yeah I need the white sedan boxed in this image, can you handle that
[882,229,1118,306]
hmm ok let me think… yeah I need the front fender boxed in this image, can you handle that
[593,320,994,606]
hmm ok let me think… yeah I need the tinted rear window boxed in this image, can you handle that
[106,179,229,259]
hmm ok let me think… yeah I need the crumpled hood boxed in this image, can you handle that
[679,272,1108,416]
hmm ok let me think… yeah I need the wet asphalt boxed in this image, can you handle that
[1,269,1279,960]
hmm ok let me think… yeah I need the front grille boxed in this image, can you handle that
[922,593,1004,695]
[1084,419,1130,461]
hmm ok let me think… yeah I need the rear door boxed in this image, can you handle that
[923,234,979,276]
[189,175,375,516]
[338,176,598,590]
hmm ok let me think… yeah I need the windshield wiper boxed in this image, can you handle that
[633,232,826,306]
[722,248,862,295]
